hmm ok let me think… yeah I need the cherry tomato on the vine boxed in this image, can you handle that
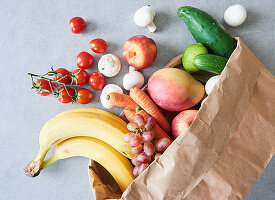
[36,79,52,96]
[76,88,94,104]
[72,69,89,85]
[89,39,107,53]
[89,72,105,90]
[69,17,86,34]
[54,68,72,84]
[76,52,93,69]
[57,87,75,103]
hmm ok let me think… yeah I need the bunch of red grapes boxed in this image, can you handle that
[123,114,171,177]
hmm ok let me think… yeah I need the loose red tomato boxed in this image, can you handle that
[53,68,72,84]
[89,39,107,53]
[69,17,86,34]
[76,88,94,104]
[36,79,52,96]
[89,72,105,90]
[76,52,93,69]
[57,87,75,103]
[72,69,89,85]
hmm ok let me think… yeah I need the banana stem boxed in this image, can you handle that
[42,153,59,169]
[24,146,50,177]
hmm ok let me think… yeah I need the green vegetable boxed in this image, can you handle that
[193,54,228,74]
[177,6,237,58]
[182,43,208,73]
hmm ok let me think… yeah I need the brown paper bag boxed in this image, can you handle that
[88,38,275,200]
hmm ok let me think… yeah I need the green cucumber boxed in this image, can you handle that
[177,6,237,58]
[193,54,228,74]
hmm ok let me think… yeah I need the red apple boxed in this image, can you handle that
[123,35,157,69]
[171,110,198,139]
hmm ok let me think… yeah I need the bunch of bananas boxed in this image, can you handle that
[24,107,135,192]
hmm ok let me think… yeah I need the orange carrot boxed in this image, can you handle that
[130,87,171,133]
[123,109,136,123]
[107,93,138,110]
[123,109,172,141]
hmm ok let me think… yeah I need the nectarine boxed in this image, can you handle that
[123,35,157,69]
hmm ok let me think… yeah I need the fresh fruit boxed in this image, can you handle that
[89,38,107,53]
[205,75,221,95]
[57,87,75,103]
[138,163,149,174]
[142,131,154,142]
[133,166,140,177]
[130,87,171,133]
[124,113,173,177]
[177,6,237,58]
[76,88,94,104]
[24,109,134,177]
[53,68,72,84]
[131,144,143,154]
[123,132,135,143]
[76,52,94,69]
[144,142,154,156]
[72,69,89,85]
[131,155,141,166]
[89,72,105,90]
[130,134,142,147]
[127,122,139,132]
[182,43,208,73]
[171,110,198,139]
[193,54,228,74]
[55,107,128,126]
[155,138,171,152]
[98,54,121,77]
[123,35,157,69]
[134,114,145,127]
[224,4,247,27]
[123,109,171,141]
[39,137,134,192]
[35,79,52,96]
[148,68,205,111]
[69,17,86,34]
[136,152,151,164]
[100,84,123,109]
[134,6,156,33]
[144,117,156,131]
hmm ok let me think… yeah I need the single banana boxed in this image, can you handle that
[41,137,134,192]
[24,109,134,177]
[55,107,123,124]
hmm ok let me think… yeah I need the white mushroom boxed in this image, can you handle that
[224,4,247,27]
[123,66,145,90]
[205,75,221,95]
[98,54,121,77]
[134,5,156,33]
[100,84,123,109]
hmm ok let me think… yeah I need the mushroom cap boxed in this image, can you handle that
[134,6,156,27]
[205,75,220,95]
[100,84,123,109]
[98,54,121,77]
[224,4,246,27]
[123,71,145,91]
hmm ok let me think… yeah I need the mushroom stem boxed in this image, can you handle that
[147,22,156,33]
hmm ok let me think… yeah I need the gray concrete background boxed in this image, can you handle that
[0,0,274,199]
